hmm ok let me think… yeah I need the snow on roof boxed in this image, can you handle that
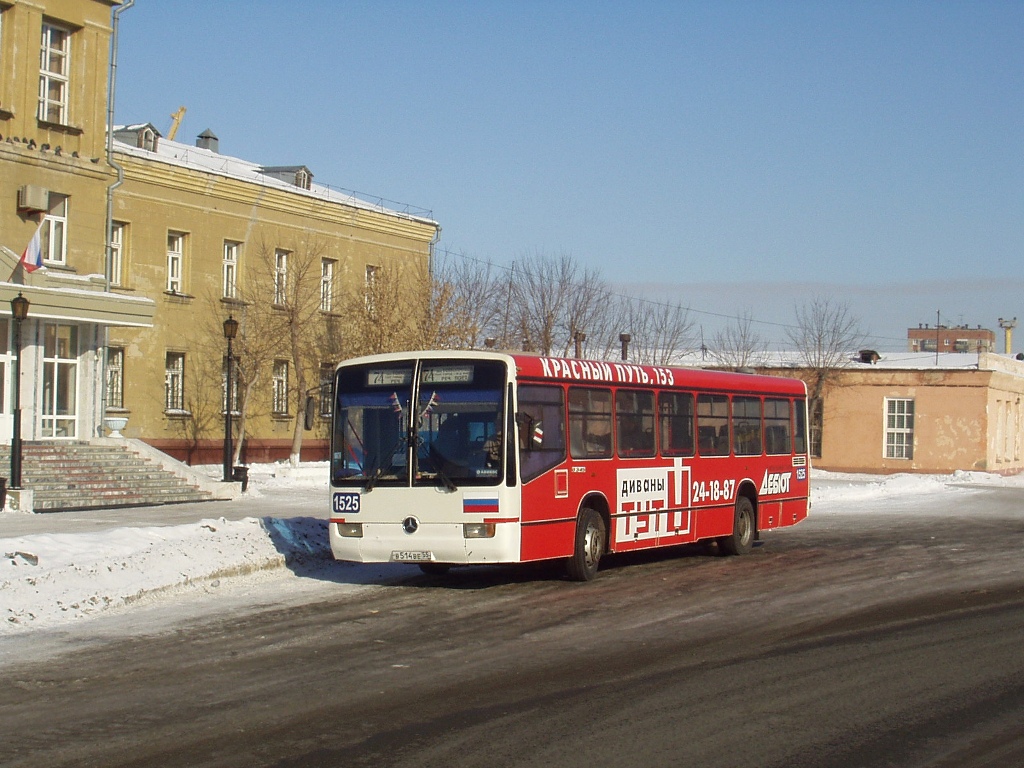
[111,127,437,227]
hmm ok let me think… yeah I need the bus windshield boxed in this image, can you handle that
[414,360,506,487]
[332,363,415,488]
[331,358,507,489]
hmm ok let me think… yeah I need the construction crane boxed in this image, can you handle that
[168,106,186,140]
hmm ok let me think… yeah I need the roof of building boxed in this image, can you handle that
[111,127,438,228]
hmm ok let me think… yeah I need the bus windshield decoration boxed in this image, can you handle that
[326,351,810,581]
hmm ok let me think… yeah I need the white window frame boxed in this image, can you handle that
[42,193,68,265]
[884,398,914,460]
[105,346,125,409]
[272,359,289,415]
[318,362,334,417]
[165,352,185,412]
[223,241,240,299]
[109,222,125,287]
[167,232,184,293]
[222,355,240,416]
[320,258,335,312]
[274,249,288,305]
[41,323,79,438]
[365,263,378,311]
[38,22,70,124]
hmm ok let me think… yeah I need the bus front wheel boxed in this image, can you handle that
[567,507,606,582]
[719,496,755,556]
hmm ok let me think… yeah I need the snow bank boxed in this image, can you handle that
[1,516,330,633]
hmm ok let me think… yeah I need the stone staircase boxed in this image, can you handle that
[0,441,223,512]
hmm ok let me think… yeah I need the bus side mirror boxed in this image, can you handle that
[303,396,317,431]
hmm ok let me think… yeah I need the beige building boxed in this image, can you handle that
[0,0,156,449]
[767,352,1024,475]
[107,126,439,463]
[1,0,439,465]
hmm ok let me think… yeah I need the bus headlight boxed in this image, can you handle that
[336,522,363,538]
[463,523,496,539]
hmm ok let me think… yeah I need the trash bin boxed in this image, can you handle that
[232,466,249,493]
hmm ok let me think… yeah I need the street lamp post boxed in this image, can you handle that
[222,315,239,482]
[10,293,29,490]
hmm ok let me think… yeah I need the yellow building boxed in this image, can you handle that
[108,126,439,462]
[0,0,440,465]
[0,0,155,454]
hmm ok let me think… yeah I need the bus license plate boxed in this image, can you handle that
[391,551,433,562]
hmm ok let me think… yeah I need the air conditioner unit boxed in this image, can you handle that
[17,185,49,213]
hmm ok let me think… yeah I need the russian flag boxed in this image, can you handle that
[463,497,500,515]
[19,220,45,272]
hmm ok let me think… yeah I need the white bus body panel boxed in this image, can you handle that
[329,484,522,565]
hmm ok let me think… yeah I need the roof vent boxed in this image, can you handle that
[858,350,880,364]
[260,165,313,190]
[196,129,219,153]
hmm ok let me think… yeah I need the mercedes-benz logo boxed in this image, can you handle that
[402,516,419,534]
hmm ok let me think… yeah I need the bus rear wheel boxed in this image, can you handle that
[719,496,755,556]
[567,507,606,582]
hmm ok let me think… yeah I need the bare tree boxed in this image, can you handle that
[710,310,769,369]
[614,294,696,365]
[504,252,611,357]
[433,252,507,349]
[786,296,864,457]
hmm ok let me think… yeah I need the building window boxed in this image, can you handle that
[365,263,378,311]
[223,241,240,299]
[41,193,68,265]
[272,359,289,414]
[109,222,125,286]
[884,398,914,460]
[222,355,240,415]
[274,249,288,305]
[320,258,335,312]
[318,362,334,417]
[167,232,184,293]
[38,23,71,124]
[105,347,124,409]
[165,352,185,412]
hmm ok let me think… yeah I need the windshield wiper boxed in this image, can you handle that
[434,464,458,492]
[364,466,382,492]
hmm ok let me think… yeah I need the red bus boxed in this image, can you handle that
[325,351,809,580]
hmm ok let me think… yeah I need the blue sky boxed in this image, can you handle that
[114,1,1024,352]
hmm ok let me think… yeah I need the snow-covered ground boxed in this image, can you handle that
[2,465,1023,641]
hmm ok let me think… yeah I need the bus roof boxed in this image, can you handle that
[511,353,807,397]
[333,350,807,397]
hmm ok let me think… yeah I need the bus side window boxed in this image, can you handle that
[697,394,730,456]
[616,389,655,458]
[764,398,793,455]
[732,396,762,456]
[569,387,612,459]
[517,385,566,483]
[794,398,808,455]
[659,391,695,457]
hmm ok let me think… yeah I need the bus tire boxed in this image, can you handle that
[567,507,606,582]
[719,496,755,556]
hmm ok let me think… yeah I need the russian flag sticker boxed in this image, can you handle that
[463,496,499,515]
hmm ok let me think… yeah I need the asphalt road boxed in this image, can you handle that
[3,484,1024,768]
